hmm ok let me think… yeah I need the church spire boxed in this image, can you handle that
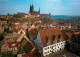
[29,4,31,12]
[49,13,51,18]
[32,4,34,13]
[38,8,40,14]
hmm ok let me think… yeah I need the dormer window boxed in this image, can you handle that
[46,37,50,45]
[58,34,62,41]
[46,37,48,43]
[53,35,57,43]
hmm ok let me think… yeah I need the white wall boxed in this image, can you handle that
[43,41,65,56]
[17,54,22,57]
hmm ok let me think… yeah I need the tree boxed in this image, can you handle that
[13,14,22,18]
[26,29,29,38]
[1,53,15,57]
[77,34,80,43]
[43,17,52,23]
[70,34,80,56]
[71,34,76,42]
[29,28,38,39]
[0,34,5,41]
[38,26,42,29]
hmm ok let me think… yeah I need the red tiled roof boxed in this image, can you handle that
[72,28,80,30]
[39,28,64,47]
[67,32,72,38]
[18,27,25,32]
[68,28,71,30]
[74,32,80,34]
[22,53,33,57]
[27,19,32,23]
[57,22,64,25]
[17,23,23,25]
[33,21,41,24]
[8,18,24,23]
[64,23,69,26]
[40,14,49,16]
[12,27,25,32]
[5,42,20,48]
[28,12,31,15]
[49,21,54,24]
[41,23,49,28]
[0,18,6,20]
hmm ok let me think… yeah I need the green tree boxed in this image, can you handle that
[70,34,80,56]
[1,53,15,57]
[13,14,22,18]
[38,26,42,29]
[0,33,5,41]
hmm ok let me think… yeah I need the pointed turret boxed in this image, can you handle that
[29,4,31,12]
[32,4,34,12]
[49,13,51,18]
[38,8,40,14]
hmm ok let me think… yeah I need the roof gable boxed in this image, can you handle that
[39,28,63,47]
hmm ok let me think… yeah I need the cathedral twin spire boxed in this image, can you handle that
[29,4,40,13]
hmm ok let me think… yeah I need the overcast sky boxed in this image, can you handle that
[0,0,80,16]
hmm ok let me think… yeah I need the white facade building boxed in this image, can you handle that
[30,28,66,56]
[43,41,65,56]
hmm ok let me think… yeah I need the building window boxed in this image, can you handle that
[58,34,62,41]
[6,38,9,40]
[45,48,47,50]
[50,50,52,52]
[48,47,49,49]
[46,37,50,45]
[46,37,48,44]
[48,51,49,53]
[53,35,56,43]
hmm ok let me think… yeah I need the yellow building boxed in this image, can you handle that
[24,14,29,18]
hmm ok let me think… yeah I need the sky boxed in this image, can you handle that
[0,0,80,16]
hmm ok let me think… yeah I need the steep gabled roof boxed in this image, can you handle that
[12,27,25,32]
[39,28,64,47]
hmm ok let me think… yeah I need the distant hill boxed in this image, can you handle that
[51,15,80,25]
[51,15,80,18]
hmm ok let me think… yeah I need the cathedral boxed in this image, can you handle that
[29,4,40,15]
[18,4,50,18]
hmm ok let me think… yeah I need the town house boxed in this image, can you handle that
[30,28,65,56]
